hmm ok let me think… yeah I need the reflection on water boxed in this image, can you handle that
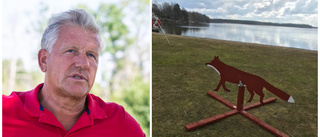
[162,23,318,51]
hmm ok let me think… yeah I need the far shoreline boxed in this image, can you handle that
[160,19,317,29]
[210,19,317,29]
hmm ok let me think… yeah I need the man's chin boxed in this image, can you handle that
[62,85,90,99]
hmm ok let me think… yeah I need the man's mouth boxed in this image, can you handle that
[71,73,87,81]
[73,76,83,79]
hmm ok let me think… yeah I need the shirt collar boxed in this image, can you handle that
[24,83,107,120]
[86,93,107,120]
[24,83,43,117]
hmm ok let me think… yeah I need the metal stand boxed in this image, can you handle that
[185,81,289,137]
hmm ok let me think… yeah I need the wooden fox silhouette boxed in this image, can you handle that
[205,56,295,104]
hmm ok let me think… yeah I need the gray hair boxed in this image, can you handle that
[41,9,102,53]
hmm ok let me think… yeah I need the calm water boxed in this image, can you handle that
[162,23,318,51]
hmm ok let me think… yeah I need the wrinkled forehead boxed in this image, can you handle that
[57,24,101,51]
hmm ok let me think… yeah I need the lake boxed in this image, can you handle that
[161,23,318,51]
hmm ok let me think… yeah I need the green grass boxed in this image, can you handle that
[152,33,317,137]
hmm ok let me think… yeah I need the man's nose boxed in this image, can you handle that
[74,53,90,70]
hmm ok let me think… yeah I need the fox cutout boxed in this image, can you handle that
[205,56,295,104]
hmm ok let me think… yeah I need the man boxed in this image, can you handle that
[3,9,145,137]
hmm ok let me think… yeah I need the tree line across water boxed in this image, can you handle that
[211,19,316,28]
[152,2,316,28]
[152,2,210,24]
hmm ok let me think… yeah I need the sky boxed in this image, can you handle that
[153,0,318,27]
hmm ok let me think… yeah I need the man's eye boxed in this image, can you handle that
[88,53,95,58]
[67,49,74,53]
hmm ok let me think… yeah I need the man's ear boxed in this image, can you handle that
[38,49,49,72]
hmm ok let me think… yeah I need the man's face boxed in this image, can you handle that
[42,23,100,98]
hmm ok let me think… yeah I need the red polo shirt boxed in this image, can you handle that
[3,83,146,137]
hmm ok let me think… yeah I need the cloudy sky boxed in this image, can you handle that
[153,0,318,27]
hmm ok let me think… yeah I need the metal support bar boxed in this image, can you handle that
[237,81,245,111]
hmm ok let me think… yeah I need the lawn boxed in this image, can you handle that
[152,32,317,137]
